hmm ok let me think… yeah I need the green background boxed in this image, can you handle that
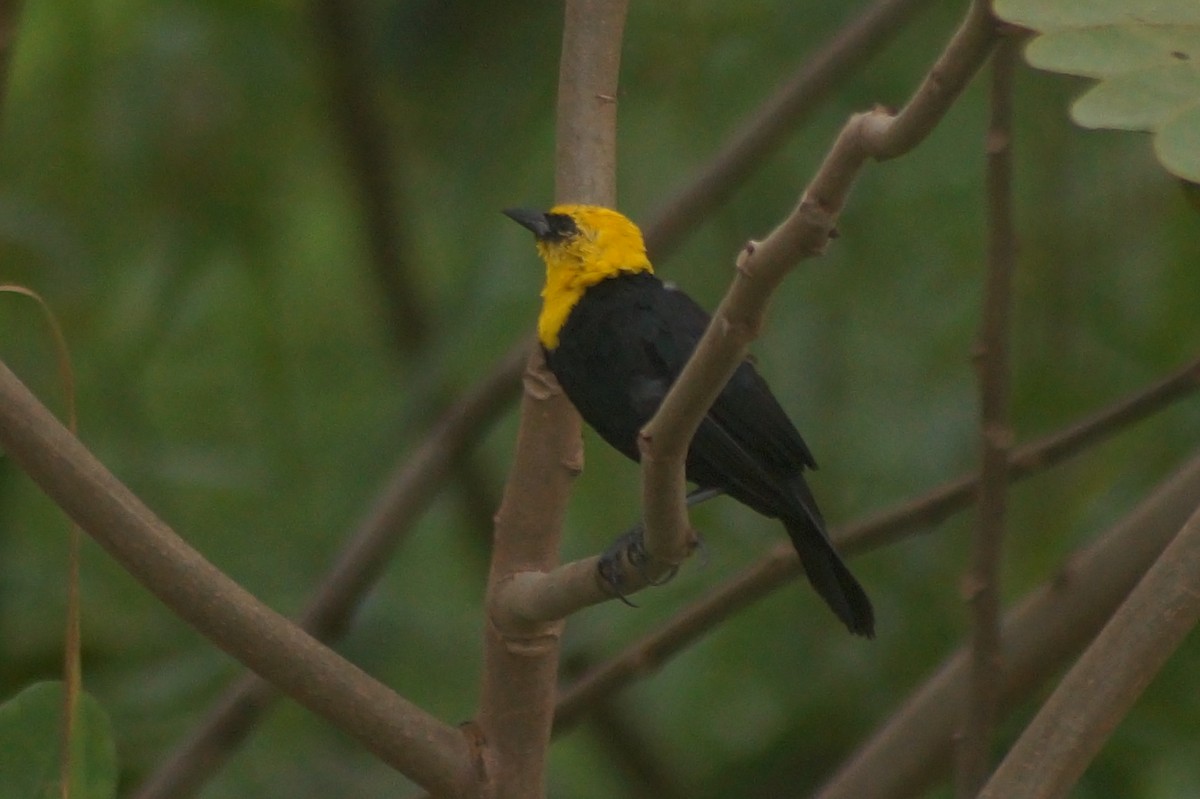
[1,1,1198,796]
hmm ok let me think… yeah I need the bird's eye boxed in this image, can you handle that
[544,213,579,241]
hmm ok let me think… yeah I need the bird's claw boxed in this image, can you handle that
[597,544,638,607]
[597,527,685,604]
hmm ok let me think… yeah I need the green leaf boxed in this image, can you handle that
[994,0,1200,181]
[0,682,118,799]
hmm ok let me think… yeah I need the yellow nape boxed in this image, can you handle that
[534,205,654,350]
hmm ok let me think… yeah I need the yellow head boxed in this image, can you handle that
[505,204,654,349]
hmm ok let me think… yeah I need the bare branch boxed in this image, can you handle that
[818,453,1200,799]
[553,356,1200,732]
[979,502,1200,799]
[0,359,478,798]
[552,0,627,206]
[132,344,524,799]
[955,36,1019,797]
[478,2,629,797]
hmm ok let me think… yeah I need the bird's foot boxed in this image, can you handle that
[597,526,682,605]
[597,488,722,603]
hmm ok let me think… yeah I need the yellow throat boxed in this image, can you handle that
[532,204,654,350]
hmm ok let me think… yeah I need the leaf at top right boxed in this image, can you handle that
[993,0,1200,182]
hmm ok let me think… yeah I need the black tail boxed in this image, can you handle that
[784,516,875,638]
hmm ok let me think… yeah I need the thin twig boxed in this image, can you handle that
[132,344,524,799]
[553,354,1200,732]
[817,453,1200,799]
[979,503,1200,799]
[955,35,1019,797]
[0,359,478,798]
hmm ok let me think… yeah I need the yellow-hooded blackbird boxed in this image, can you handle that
[505,204,874,637]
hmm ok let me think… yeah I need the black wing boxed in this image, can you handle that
[549,273,817,519]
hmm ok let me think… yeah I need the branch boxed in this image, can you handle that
[955,35,1019,797]
[817,453,1200,799]
[477,2,628,797]
[0,359,478,798]
[979,503,1200,799]
[132,344,524,799]
[553,354,1200,732]
[857,0,996,160]
[551,0,626,206]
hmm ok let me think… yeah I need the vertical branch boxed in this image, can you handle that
[477,2,628,798]
[553,0,626,205]
[956,36,1019,797]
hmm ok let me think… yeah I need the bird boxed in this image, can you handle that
[504,204,874,637]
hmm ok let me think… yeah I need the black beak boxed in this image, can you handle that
[503,207,551,238]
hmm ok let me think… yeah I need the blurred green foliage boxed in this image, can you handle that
[1,1,1197,797]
